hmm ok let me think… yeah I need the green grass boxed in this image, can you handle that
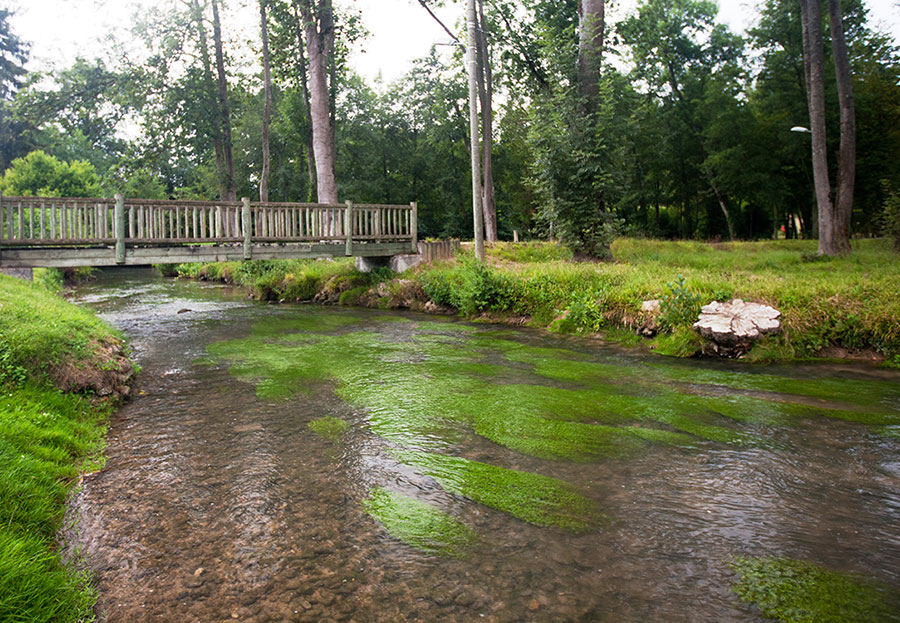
[0,275,124,622]
[731,557,900,622]
[0,273,119,385]
[172,239,900,364]
[0,386,112,622]
[363,487,477,557]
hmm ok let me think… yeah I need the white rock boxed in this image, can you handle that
[641,299,661,314]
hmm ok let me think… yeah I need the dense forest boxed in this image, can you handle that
[0,0,898,251]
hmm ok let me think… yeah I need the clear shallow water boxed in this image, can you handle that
[66,268,900,622]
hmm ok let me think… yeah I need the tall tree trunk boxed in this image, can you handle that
[259,0,273,203]
[828,0,855,254]
[800,0,836,255]
[466,0,484,261]
[190,0,226,200]
[211,0,236,202]
[299,0,338,204]
[475,0,497,242]
[292,3,317,201]
[577,0,605,103]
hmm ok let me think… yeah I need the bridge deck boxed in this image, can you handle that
[0,195,417,268]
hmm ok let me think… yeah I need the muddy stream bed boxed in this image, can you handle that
[65,268,900,622]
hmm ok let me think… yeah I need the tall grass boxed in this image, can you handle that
[0,275,121,621]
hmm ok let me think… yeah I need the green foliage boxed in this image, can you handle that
[363,487,477,558]
[488,241,574,263]
[420,257,515,316]
[0,274,119,384]
[882,184,900,251]
[0,150,102,197]
[659,274,703,331]
[731,557,899,623]
[551,290,605,335]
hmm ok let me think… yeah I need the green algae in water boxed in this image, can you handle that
[731,557,900,623]
[363,487,476,558]
[308,417,349,442]
[392,450,602,532]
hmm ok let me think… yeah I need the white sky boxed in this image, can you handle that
[7,0,900,84]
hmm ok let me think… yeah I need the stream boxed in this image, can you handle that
[65,268,900,622]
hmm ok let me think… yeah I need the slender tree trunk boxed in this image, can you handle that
[828,0,855,254]
[292,3,317,201]
[466,0,484,261]
[475,0,497,242]
[299,0,338,204]
[577,0,605,104]
[800,0,836,255]
[190,0,226,200]
[259,0,273,203]
[211,0,236,202]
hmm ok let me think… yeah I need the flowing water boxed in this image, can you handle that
[66,268,900,622]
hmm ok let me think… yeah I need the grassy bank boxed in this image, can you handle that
[166,238,900,365]
[0,274,131,622]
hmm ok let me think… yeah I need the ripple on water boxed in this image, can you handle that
[65,269,900,623]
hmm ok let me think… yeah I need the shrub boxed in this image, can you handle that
[659,275,703,332]
[882,185,900,251]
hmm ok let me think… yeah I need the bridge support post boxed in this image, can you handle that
[242,197,252,260]
[345,201,353,256]
[114,194,125,264]
[410,201,418,253]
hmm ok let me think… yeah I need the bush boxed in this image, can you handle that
[659,275,703,332]
[882,186,900,251]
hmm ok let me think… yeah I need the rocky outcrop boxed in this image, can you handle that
[49,338,135,401]
[693,299,781,358]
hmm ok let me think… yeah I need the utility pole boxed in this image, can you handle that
[466,0,485,262]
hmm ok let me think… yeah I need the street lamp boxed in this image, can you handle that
[791,126,812,133]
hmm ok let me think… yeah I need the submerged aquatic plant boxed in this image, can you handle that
[363,487,476,557]
[731,557,900,623]
[392,450,601,532]
[308,416,350,442]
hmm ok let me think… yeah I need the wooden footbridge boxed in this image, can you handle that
[0,195,417,267]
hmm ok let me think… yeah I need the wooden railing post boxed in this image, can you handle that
[115,194,126,264]
[410,201,418,253]
[345,201,353,256]
[242,197,252,260]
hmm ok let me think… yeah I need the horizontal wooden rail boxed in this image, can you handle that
[0,194,418,267]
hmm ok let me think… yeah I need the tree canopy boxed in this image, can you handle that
[1,0,898,251]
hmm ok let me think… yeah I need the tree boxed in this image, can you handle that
[211,0,237,201]
[0,150,102,197]
[298,0,339,204]
[800,0,855,255]
[259,0,274,202]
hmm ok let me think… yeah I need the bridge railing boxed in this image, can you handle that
[0,195,417,254]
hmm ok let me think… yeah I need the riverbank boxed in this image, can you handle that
[0,274,133,622]
[166,238,900,366]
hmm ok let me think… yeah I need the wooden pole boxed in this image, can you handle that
[410,201,418,254]
[115,194,126,264]
[242,197,252,260]
[345,201,353,256]
[466,0,485,262]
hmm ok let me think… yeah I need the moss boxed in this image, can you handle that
[731,557,900,623]
[363,487,476,557]
[308,416,350,442]
[392,450,601,532]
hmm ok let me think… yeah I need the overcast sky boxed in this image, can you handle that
[8,0,900,84]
